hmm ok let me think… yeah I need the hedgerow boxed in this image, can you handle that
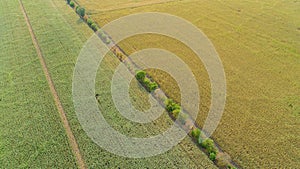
[135,71,158,92]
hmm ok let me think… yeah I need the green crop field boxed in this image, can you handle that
[0,0,76,168]
[77,0,300,168]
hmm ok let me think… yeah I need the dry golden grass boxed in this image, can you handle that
[76,0,176,13]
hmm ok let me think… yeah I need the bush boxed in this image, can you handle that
[97,30,104,36]
[76,7,85,17]
[209,152,216,161]
[135,70,157,92]
[87,18,93,26]
[171,109,180,119]
[136,70,146,82]
[90,23,98,31]
[143,78,151,87]
[149,82,158,91]
[201,138,217,154]
[69,2,75,8]
[101,34,107,41]
[227,165,237,169]
[67,0,71,4]
[191,128,201,139]
[164,99,180,112]
[105,38,111,44]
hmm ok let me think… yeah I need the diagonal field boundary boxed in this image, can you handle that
[18,1,86,168]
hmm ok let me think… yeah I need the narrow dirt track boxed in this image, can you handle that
[19,1,86,168]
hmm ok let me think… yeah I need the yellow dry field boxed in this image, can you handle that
[77,0,300,168]
[77,0,176,13]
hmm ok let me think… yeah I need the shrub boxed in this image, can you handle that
[164,99,180,112]
[209,152,216,161]
[143,78,151,87]
[91,23,98,31]
[67,0,71,4]
[227,165,237,169]
[69,2,75,8]
[75,6,79,12]
[97,30,105,39]
[191,128,201,139]
[76,7,85,17]
[105,38,111,44]
[136,70,146,82]
[171,109,180,119]
[149,82,158,91]
[87,18,93,26]
[101,34,107,41]
[178,113,188,125]
[201,138,217,154]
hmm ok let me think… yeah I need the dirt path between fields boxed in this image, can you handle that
[19,1,86,168]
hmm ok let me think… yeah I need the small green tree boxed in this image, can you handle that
[191,128,201,139]
[209,152,216,161]
[87,18,93,26]
[172,109,180,119]
[105,38,111,44]
[101,34,107,41]
[164,99,180,112]
[201,138,217,154]
[76,7,85,17]
[136,70,146,82]
[97,30,104,37]
[143,78,151,88]
[67,0,71,4]
[149,82,158,92]
[227,165,237,169]
[91,23,98,31]
[69,2,75,8]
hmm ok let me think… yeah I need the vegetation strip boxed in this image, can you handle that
[19,1,86,168]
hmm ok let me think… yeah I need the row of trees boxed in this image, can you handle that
[135,70,158,92]
[66,0,111,45]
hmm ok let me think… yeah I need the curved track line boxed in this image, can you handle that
[19,1,86,168]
